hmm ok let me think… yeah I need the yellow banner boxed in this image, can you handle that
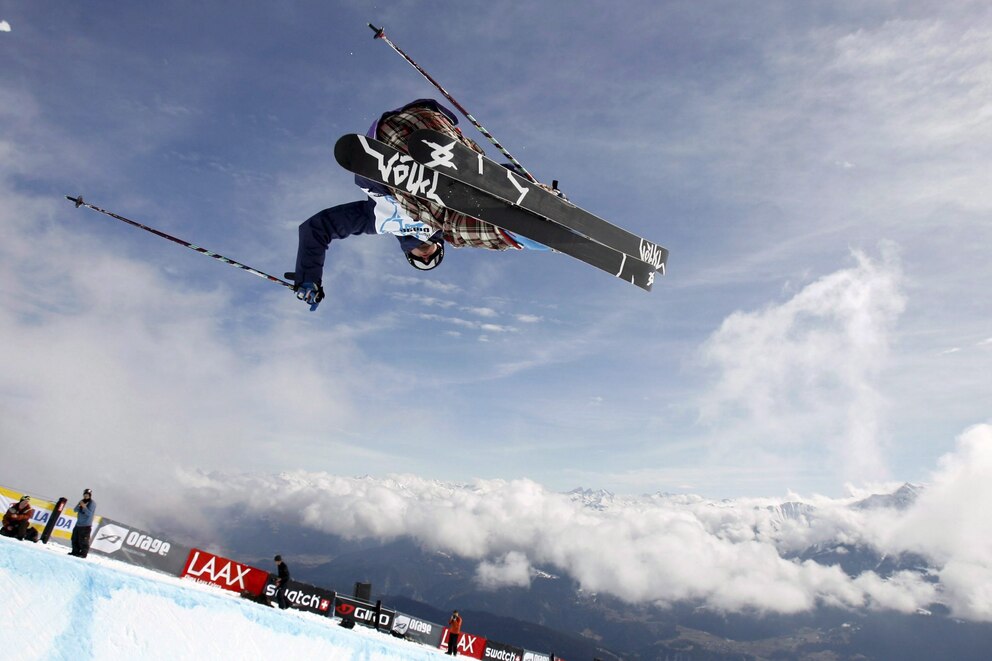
[1,485,101,543]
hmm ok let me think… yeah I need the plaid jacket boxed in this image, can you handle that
[374,101,520,251]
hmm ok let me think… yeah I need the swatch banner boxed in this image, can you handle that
[0,485,96,546]
[441,630,488,660]
[333,594,395,630]
[483,640,525,661]
[391,612,444,647]
[262,577,335,616]
[181,548,269,596]
[89,517,191,576]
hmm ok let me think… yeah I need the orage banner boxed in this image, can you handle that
[89,517,191,576]
[392,612,444,647]
[523,652,551,661]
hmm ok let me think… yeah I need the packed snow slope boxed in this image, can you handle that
[0,536,442,660]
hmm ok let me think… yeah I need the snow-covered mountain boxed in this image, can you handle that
[565,487,616,510]
[852,482,923,510]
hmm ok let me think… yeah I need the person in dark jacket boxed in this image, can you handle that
[69,488,97,558]
[1,495,35,540]
[293,99,550,311]
[273,555,291,609]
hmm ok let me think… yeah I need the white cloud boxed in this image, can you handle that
[0,20,10,32]
[417,313,517,334]
[382,274,461,295]
[165,435,992,621]
[476,551,533,589]
[876,423,992,620]
[462,306,498,318]
[699,247,905,481]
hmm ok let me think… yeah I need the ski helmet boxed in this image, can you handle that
[405,240,444,271]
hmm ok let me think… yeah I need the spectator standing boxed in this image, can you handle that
[69,489,97,558]
[1,495,35,540]
[446,610,463,656]
[273,555,291,609]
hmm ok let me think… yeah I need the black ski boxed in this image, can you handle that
[333,134,657,291]
[406,129,669,273]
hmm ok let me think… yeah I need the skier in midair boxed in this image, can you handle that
[292,99,549,311]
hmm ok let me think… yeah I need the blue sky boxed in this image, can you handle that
[1,1,990,507]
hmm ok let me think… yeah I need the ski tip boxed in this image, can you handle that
[368,23,384,38]
[65,195,85,208]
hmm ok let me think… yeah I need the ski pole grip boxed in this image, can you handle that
[368,23,384,38]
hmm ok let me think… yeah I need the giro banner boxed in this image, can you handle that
[392,612,444,648]
[89,517,191,576]
[263,578,335,616]
[483,640,525,661]
[333,595,395,630]
[181,548,269,596]
[0,485,94,546]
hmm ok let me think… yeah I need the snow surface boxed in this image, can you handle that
[0,536,445,660]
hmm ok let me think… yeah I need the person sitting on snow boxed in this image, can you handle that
[2,495,35,541]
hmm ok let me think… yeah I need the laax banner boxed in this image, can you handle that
[0,485,93,546]
[262,578,335,616]
[483,640,525,661]
[89,517,191,576]
[334,595,395,630]
[181,548,269,596]
[441,630,488,660]
[392,613,444,648]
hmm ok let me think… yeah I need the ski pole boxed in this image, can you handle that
[65,195,295,290]
[368,22,538,184]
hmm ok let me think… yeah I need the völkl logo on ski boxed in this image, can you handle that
[358,136,443,205]
[639,239,667,272]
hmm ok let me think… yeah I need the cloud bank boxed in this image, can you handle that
[699,247,905,481]
[172,423,992,621]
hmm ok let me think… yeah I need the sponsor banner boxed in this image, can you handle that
[89,517,191,576]
[392,612,444,647]
[333,594,395,630]
[263,578,335,616]
[484,640,525,661]
[181,548,269,596]
[441,630,487,660]
[0,485,97,546]
[523,652,551,661]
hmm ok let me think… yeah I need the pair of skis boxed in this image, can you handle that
[334,130,668,292]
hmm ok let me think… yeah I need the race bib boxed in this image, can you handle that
[367,191,436,242]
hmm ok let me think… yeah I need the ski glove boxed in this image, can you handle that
[296,282,324,311]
